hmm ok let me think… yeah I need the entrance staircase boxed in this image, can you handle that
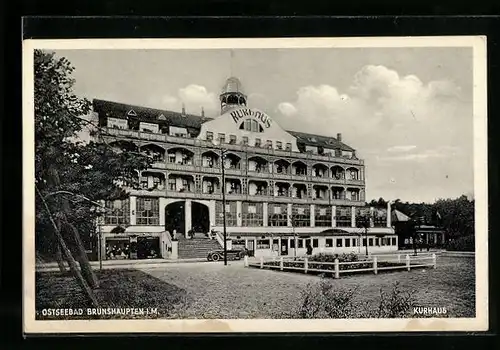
[177,234,222,259]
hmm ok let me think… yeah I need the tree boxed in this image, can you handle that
[356,215,371,256]
[35,50,152,290]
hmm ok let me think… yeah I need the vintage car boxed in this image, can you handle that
[207,249,246,262]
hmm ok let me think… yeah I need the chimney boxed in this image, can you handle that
[201,106,205,117]
[181,103,186,115]
[337,133,342,142]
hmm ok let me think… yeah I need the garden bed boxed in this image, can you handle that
[248,252,435,278]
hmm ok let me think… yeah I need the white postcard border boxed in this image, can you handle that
[23,36,488,333]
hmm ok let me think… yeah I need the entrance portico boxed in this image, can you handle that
[163,199,212,238]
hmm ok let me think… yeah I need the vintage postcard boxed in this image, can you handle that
[23,36,488,333]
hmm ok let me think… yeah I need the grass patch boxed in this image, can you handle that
[145,256,475,319]
[35,269,190,320]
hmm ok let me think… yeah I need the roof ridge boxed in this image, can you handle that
[93,98,206,119]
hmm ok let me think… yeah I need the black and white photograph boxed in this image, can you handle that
[23,37,488,333]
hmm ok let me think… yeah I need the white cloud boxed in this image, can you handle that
[152,84,220,116]
[277,102,297,116]
[275,64,473,202]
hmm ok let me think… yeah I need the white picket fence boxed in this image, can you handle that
[244,253,436,278]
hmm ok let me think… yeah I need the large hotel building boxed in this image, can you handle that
[94,77,397,260]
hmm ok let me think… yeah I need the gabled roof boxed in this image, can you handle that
[391,209,412,222]
[286,130,355,152]
[93,99,213,129]
[93,99,356,151]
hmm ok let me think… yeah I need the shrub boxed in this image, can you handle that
[297,281,417,319]
[375,282,416,318]
[298,278,358,318]
[446,235,474,252]
[310,252,361,263]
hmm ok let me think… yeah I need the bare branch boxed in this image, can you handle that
[43,190,105,207]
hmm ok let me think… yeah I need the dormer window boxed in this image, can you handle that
[276,141,282,150]
[218,133,226,144]
[206,131,214,141]
[266,140,273,149]
[285,143,292,151]
[255,138,261,148]
[229,135,237,144]
[242,136,249,145]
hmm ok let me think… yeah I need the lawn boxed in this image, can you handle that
[35,269,189,320]
[144,255,475,319]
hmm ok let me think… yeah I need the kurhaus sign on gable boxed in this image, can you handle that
[230,108,272,128]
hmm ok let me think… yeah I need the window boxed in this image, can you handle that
[229,135,237,144]
[362,238,367,246]
[276,141,282,150]
[352,238,358,247]
[315,206,332,227]
[268,203,288,227]
[312,239,319,248]
[242,202,264,227]
[325,238,333,247]
[168,153,176,163]
[391,237,397,246]
[104,199,130,225]
[140,175,148,189]
[206,131,214,141]
[298,239,304,248]
[266,140,273,149]
[292,205,310,227]
[368,238,374,246]
[168,178,176,191]
[290,239,295,248]
[336,238,343,247]
[242,136,248,145]
[351,190,359,201]
[218,133,225,144]
[374,208,388,227]
[335,206,352,227]
[285,143,292,151]
[257,239,270,249]
[152,176,162,189]
[136,197,159,225]
[255,138,261,148]
[240,119,264,133]
[215,201,237,226]
[345,238,351,247]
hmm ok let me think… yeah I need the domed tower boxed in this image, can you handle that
[220,77,247,114]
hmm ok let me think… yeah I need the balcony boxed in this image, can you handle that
[152,161,166,169]
[104,128,364,166]
[345,178,364,186]
[166,163,196,172]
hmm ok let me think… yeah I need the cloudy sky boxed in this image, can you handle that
[54,47,474,203]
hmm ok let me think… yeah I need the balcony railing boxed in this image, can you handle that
[104,128,364,166]
[152,161,166,169]
[157,189,365,206]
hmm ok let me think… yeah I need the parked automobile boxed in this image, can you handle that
[207,249,246,262]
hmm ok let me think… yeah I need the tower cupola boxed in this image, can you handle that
[220,77,247,114]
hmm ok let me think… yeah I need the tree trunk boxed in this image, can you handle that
[37,186,100,308]
[47,162,99,289]
[63,221,99,289]
[55,244,67,273]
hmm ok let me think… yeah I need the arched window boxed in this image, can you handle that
[239,119,264,133]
